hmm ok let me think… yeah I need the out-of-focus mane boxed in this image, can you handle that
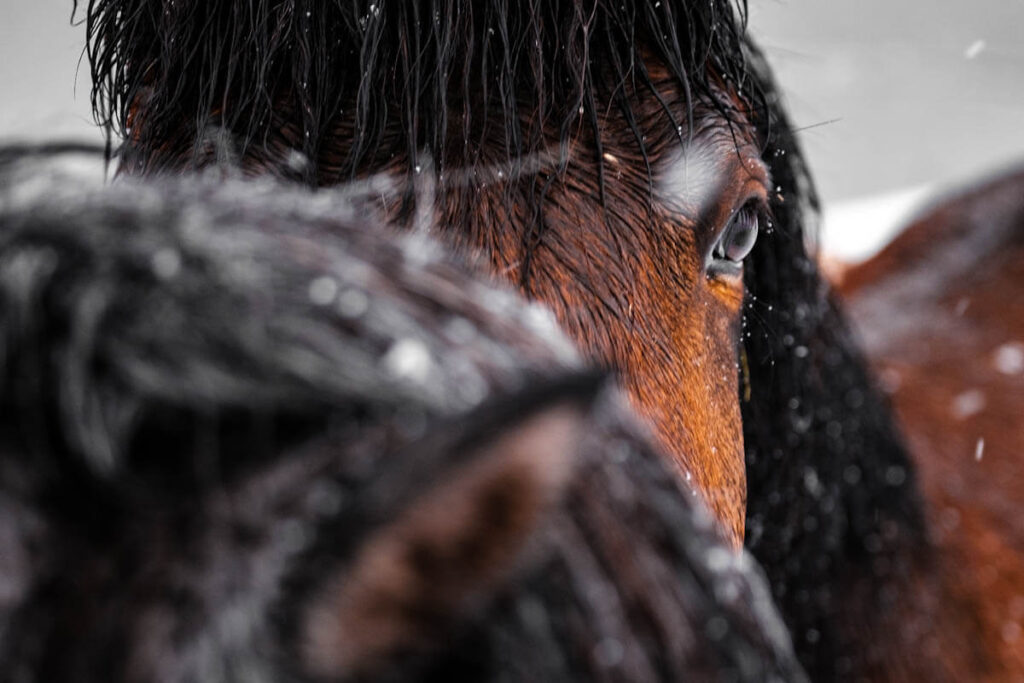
[0,150,807,681]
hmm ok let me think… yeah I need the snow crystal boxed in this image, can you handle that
[993,341,1024,375]
[803,468,823,497]
[286,149,310,173]
[951,389,986,419]
[706,547,732,573]
[308,276,338,306]
[884,466,907,486]
[336,288,369,318]
[964,39,986,60]
[151,248,182,280]
[382,338,434,384]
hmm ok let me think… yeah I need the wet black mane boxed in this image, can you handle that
[80,0,759,182]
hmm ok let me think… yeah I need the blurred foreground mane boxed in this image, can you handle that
[0,150,806,682]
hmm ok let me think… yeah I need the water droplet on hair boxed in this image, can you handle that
[308,276,338,306]
[382,338,433,384]
[993,341,1024,375]
[803,468,823,496]
[884,466,906,486]
[337,288,369,318]
[951,389,986,419]
[286,149,310,172]
[151,248,181,280]
[706,548,731,572]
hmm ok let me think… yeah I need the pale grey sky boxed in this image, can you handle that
[751,0,1024,201]
[0,2,96,141]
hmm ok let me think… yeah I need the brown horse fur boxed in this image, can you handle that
[0,152,808,682]
[422,70,769,547]
[78,1,930,679]
[838,166,1024,681]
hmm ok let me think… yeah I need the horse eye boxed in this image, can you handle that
[713,203,760,264]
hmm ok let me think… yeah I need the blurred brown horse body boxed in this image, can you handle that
[838,167,1024,680]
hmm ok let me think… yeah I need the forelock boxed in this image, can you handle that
[81,0,762,179]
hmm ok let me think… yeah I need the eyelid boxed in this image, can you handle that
[740,162,772,210]
[738,191,771,229]
[712,181,769,247]
[708,156,771,229]
[731,187,769,218]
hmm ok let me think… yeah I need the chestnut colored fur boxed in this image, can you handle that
[839,166,1024,681]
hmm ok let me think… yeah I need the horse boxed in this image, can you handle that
[0,150,808,682]
[78,1,928,679]
[834,165,1024,680]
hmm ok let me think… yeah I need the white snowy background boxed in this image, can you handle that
[2,0,1024,262]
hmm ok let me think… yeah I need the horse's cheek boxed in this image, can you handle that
[612,275,747,547]
[677,289,746,545]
